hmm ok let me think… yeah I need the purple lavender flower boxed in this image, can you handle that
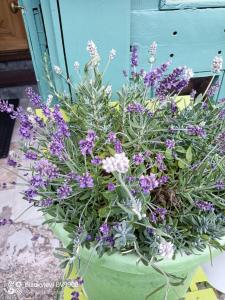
[24,150,38,160]
[219,109,225,119]
[67,171,77,181]
[103,235,114,247]
[216,180,224,190]
[7,158,17,167]
[71,291,79,300]
[150,207,167,223]
[156,153,166,171]
[30,175,47,188]
[144,61,171,88]
[55,122,70,139]
[126,176,136,182]
[139,174,159,193]
[100,223,110,235]
[79,139,94,156]
[11,107,34,139]
[41,104,51,118]
[52,104,63,123]
[77,172,94,188]
[86,234,93,241]
[114,139,123,154]
[34,116,45,128]
[91,156,102,165]
[190,89,197,100]
[79,130,97,156]
[0,100,14,113]
[187,125,206,138]
[107,132,117,143]
[127,102,145,113]
[74,277,84,286]
[51,105,70,139]
[146,227,154,236]
[133,153,144,165]
[165,139,175,149]
[159,176,169,185]
[0,218,13,226]
[34,159,59,179]
[24,188,37,202]
[57,183,72,199]
[207,80,220,98]
[49,139,64,157]
[131,45,138,67]
[131,189,138,196]
[202,102,208,109]
[156,66,190,101]
[40,198,53,207]
[87,130,97,141]
[25,87,42,108]
[216,132,225,154]
[171,101,178,113]
[107,183,116,191]
[195,200,214,212]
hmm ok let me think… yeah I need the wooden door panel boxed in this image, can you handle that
[0,0,28,59]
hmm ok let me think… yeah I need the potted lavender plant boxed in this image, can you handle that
[1,41,225,300]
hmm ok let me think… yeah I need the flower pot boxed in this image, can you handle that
[48,219,223,300]
[77,247,211,300]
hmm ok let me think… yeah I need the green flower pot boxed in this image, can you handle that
[48,219,223,300]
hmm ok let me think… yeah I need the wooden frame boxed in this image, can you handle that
[160,0,225,10]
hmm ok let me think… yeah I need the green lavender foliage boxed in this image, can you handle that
[17,48,225,263]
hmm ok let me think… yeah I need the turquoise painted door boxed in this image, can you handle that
[20,0,225,100]
[19,0,68,100]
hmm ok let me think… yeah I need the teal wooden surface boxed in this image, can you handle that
[40,0,69,97]
[58,0,131,94]
[131,8,225,73]
[19,0,50,98]
[160,0,225,10]
[20,0,225,99]
[217,72,225,101]
[131,0,159,10]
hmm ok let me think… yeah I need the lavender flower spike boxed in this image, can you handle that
[133,153,144,165]
[102,153,129,174]
[195,200,214,212]
[139,174,159,193]
[57,183,72,199]
[212,55,223,73]
[158,241,174,259]
[149,41,157,63]
[130,45,138,67]
[165,139,175,149]
[109,49,116,60]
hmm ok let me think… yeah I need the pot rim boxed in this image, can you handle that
[46,214,225,270]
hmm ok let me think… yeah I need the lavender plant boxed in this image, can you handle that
[1,41,225,292]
